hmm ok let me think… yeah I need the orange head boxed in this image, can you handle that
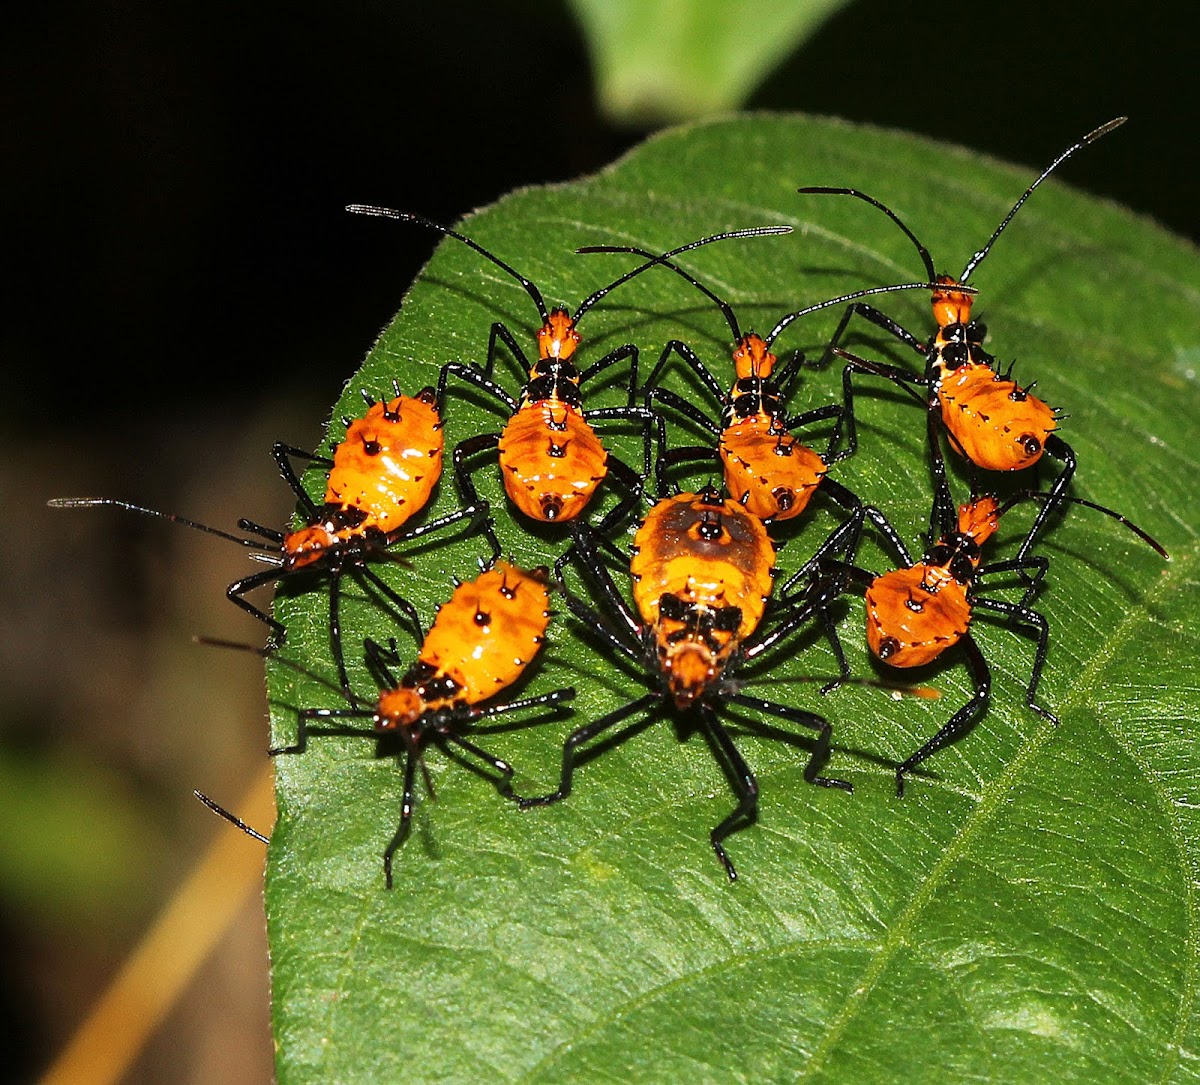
[374,687,426,731]
[281,505,372,571]
[732,334,777,381]
[536,309,581,361]
[957,495,1001,547]
[648,592,743,709]
[931,275,974,328]
[281,523,340,571]
[662,641,722,709]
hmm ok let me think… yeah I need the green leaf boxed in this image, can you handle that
[567,0,852,125]
[266,115,1200,1083]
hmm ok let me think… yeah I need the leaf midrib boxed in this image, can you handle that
[455,546,1198,1084]
[796,540,1199,1081]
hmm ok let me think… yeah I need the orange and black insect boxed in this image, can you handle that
[514,485,852,881]
[51,383,482,694]
[799,118,1126,559]
[809,485,1165,795]
[574,236,966,567]
[268,562,575,887]
[347,206,790,551]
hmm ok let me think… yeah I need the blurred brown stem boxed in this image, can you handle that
[38,765,276,1085]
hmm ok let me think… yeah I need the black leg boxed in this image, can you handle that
[364,636,402,689]
[726,692,853,791]
[357,565,424,643]
[655,444,721,499]
[642,339,725,405]
[814,301,926,371]
[972,595,1057,724]
[382,744,420,889]
[236,518,285,544]
[582,402,658,487]
[646,385,723,438]
[437,359,518,416]
[777,497,905,598]
[271,442,333,519]
[327,572,352,694]
[452,433,503,561]
[578,343,640,407]
[507,693,660,807]
[485,320,532,383]
[976,555,1050,608]
[697,704,757,882]
[895,634,991,796]
[472,687,577,720]
[591,454,648,537]
[744,567,853,663]
[825,347,929,464]
[560,522,644,644]
[268,705,376,756]
[226,567,289,642]
[779,504,865,591]
[925,403,959,541]
[445,733,515,786]
[1013,435,1076,569]
[395,501,492,546]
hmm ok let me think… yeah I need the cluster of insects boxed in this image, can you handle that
[52,118,1167,886]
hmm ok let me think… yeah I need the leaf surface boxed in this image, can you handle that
[567,0,852,124]
[266,114,1200,1084]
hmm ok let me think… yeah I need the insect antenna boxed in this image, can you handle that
[959,117,1126,283]
[574,225,794,335]
[346,205,550,323]
[998,489,1167,558]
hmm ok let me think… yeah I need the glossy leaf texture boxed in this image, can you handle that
[567,0,851,124]
[265,115,1200,1083]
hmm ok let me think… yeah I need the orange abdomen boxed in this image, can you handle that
[326,393,444,533]
[417,563,553,704]
[497,403,607,522]
[937,364,1056,472]
[865,565,971,668]
[720,421,827,521]
[630,492,775,644]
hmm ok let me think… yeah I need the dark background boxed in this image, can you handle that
[5,1,1194,1080]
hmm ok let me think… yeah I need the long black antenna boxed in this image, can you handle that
[195,635,374,709]
[797,117,1127,287]
[798,186,938,283]
[959,117,1126,283]
[47,497,279,554]
[997,488,1167,558]
[346,205,551,324]
[765,279,973,347]
[578,233,953,348]
[193,790,270,844]
[574,225,792,333]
